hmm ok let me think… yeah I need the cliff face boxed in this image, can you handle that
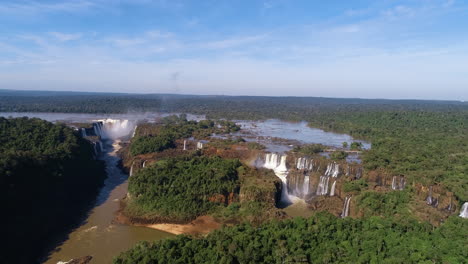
[239,168,283,207]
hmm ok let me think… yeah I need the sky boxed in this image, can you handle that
[0,0,467,100]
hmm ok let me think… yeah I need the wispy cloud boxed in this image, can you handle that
[0,0,95,15]
[203,34,268,49]
[49,32,82,42]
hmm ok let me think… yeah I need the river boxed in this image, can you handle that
[44,140,173,264]
[0,112,370,263]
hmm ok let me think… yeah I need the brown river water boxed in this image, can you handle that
[44,140,174,264]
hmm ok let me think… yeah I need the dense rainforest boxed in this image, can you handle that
[114,212,467,264]
[0,117,106,264]
[125,155,242,222]
[2,90,467,263]
[130,115,239,156]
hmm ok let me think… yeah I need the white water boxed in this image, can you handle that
[129,162,134,177]
[183,140,187,151]
[93,119,137,140]
[197,142,203,150]
[391,176,405,190]
[426,186,433,205]
[263,153,294,204]
[316,176,330,196]
[303,175,310,195]
[330,181,337,196]
[459,202,468,218]
[325,163,340,177]
[341,196,351,218]
[296,157,313,171]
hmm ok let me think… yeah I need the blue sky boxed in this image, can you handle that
[1,0,467,100]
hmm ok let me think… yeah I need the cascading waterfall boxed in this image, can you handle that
[459,202,468,218]
[263,153,292,204]
[129,162,134,177]
[81,128,87,137]
[316,176,330,195]
[142,160,146,168]
[341,196,351,218]
[93,119,136,140]
[131,125,137,138]
[295,157,314,171]
[426,186,433,205]
[391,176,405,190]
[324,163,340,177]
[330,180,336,196]
[197,142,203,149]
[303,175,310,195]
[183,140,187,151]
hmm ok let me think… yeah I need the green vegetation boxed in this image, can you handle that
[130,134,175,155]
[292,144,325,155]
[350,141,363,150]
[0,117,105,264]
[308,111,468,202]
[114,212,468,264]
[125,156,242,222]
[357,191,411,218]
[343,179,368,192]
[130,115,240,156]
[330,151,349,161]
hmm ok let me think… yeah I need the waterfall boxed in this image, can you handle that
[132,125,138,138]
[197,142,203,149]
[316,176,330,196]
[426,186,433,205]
[142,160,146,168]
[341,196,351,218]
[93,119,136,140]
[355,167,362,179]
[98,141,104,152]
[93,123,101,137]
[81,128,87,137]
[391,176,405,190]
[129,162,134,177]
[183,140,187,151]
[262,153,291,204]
[392,176,397,190]
[296,157,314,171]
[324,163,339,177]
[459,202,468,218]
[303,175,310,195]
[330,180,336,196]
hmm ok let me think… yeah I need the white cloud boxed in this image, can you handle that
[203,34,268,49]
[49,32,82,42]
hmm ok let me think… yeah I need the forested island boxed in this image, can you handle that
[1,90,467,263]
[0,117,106,264]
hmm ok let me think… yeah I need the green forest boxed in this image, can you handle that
[2,91,467,263]
[130,115,240,156]
[125,156,242,222]
[114,212,467,264]
[0,117,106,264]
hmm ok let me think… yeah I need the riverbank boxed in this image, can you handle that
[142,216,221,235]
[114,204,221,235]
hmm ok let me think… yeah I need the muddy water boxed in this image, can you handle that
[44,140,173,264]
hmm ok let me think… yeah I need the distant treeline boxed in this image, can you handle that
[0,117,106,264]
[1,90,467,205]
[1,89,466,116]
